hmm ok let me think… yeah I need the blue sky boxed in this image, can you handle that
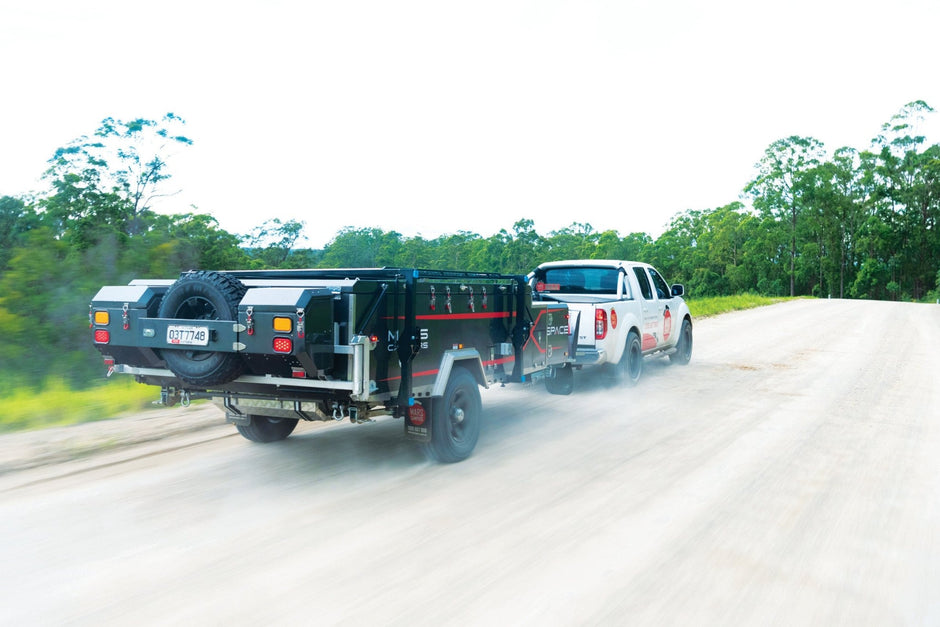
[2,0,939,247]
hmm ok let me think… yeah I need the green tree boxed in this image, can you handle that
[43,113,192,239]
[141,213,248,274]
[866,101,940,299]
[801,148,866,298]
[0,196,41,270]
[245,218,306,268]
[500,219,545,273]
[545,222,598,261]
[319,227,403,268]
[0,228,92,385]
[428,231,483,270]
[593,231,651,262]
[745,136,827,296]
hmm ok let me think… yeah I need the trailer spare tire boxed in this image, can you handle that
[158,271,248,386]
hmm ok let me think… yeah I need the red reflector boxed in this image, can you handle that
[94,329,110,344]
[595,309,607,340]
[409,403,426,426]
[291,367,306,379]
[273,337,293,353]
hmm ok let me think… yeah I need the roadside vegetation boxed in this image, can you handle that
[687,294,794,318]
[2,102,940,430]
[0,378,159,433]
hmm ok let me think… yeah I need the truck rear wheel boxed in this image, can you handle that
[158,271,247,386]
[615,330,643,386]
[424,367,482,463]
[669,318,693,365]
[236,415,299,443]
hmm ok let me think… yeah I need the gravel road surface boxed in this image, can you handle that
[1,299,938,625]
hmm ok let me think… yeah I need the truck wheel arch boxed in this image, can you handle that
[669,316,693,365]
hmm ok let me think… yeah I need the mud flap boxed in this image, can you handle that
[404,399,432,442]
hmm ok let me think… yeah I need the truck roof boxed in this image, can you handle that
[533,259,648,271]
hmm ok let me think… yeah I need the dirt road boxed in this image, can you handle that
[1,299,938,625]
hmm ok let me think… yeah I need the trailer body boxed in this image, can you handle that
[91,268,569,461]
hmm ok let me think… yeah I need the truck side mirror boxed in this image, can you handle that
[671,284,685,297]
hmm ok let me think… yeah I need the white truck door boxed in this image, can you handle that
[647,266,679,349]
[630,266,662,351]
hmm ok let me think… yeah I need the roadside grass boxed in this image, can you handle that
[0,377,160,433]
[686,293,795,318]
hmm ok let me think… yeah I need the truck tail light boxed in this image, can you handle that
[273,337,293,353]
[94,329,110,344]
[595,309,607,340]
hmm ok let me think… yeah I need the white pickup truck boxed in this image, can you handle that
[529,259,693,393]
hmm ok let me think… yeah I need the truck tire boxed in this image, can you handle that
[158,271,247,386]
[615,330,643,386]
[424,366,482,463]
[545,364,574,395]
[669,318,693,365]
[236,415,299,443]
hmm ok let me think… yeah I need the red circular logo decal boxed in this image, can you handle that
[409,403,426,426]
[663,309,672,341]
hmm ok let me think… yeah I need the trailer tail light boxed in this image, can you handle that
[595,309,607,340]
[273,337,293,353]
[94,329,111,344]
[94,311,110,325]
[273,316,293,333]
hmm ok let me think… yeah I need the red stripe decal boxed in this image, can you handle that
[382,312,512,321]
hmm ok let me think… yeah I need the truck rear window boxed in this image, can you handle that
[536,268,621,294]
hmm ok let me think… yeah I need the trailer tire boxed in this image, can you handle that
[236,415,299,443]
[669,318,693,365]
[424,366,482,463]
[545,364,574,395]
[158,271,247,386]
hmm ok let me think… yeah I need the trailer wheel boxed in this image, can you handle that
[236,415,299,443]
[613,330,643,386]
[545,364,574,395]
[158,271,247,386]
[669,318,693,365]
[424,367,482,463]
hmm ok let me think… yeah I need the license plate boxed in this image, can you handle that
[166,325,210,346]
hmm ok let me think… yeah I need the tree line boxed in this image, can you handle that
[1,103,939,389]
